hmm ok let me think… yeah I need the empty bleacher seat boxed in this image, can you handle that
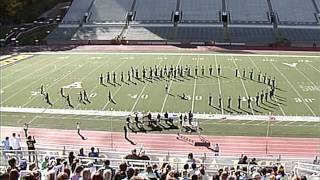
[63,0,94,23]
[228,27,276,43]
[72,26,123,40]
[91,0,133,23]
[180,0,221,22]
[227,0,269,23]
[134,0,176,22]
[270,0,317,23]
[279,28,320,42]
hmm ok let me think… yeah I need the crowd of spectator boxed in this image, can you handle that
[1,146,311,180]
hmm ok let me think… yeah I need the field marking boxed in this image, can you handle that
[130,60,164,112]
[214,55,224,114]
[270,61,316,116]
[160,55,183,112]
[2,106,319,122]
[1,55,49,79]
[99,60,128,110]
[21,60,92,107]
[47,59,107,108]
[231,56,255,115]
[130,86,147,112]
[28,115,39,124]
[34,52,320,58]
[295,66,318,87]
[2,56,58,89]
[191,57,199,112]
[248,56,286,116]
[1,59,77,105]
[306,63,320,73]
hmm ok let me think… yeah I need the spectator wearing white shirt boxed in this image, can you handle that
[10,133,21,150]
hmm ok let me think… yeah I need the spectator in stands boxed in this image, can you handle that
[41,156,49,170]
[92,171,103,180]
[18,158,27,171]
[152,164,160,179]
[114,162,127,180]
[71,166,84,180]
[139,165,157,179]
[212,173,220,180]
[57,172,69,180]
[82,168,92,180]
[9,169,19,180]
[78,148,86,157]
[88,147,99,157]
[189,163,198,177]
[238,155,248,164]
[0,172,9,180]
[160,164,171,180]
[2,137,10,151]
[69,152,76,165]
[124,149,139,160]
[103,170,112,180]
[275,165,287,180]
[26,136,36,162]
[199,166,209,180]
[64,168,71,179]
[180,164,189,180]
[249,158,258,165]
[187,153,196,164]
[98,159,114,178]
[139,150,150,160]
[125,167,135,180]
[6,157,18,174]
[220,171,228,180]
[9,133,21,151]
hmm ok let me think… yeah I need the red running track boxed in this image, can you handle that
[1,126,319,157]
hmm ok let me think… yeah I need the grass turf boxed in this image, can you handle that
[1,52,319,137]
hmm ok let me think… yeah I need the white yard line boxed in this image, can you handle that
[130,60,164,112]
[34,51,320,58]
[1,59,76,105]
[231,56,255,115]
[191,58,199,112]
[2,56,57,89]
[295,67,318,87]
[1,55,48,79]
[22,60,92,107]
[270,62,316,116]
[2,106,319,122]
[28,115,39,124]
[99,60,128,110]
[214,55,224,114]
[130,86,147,112]
[160,55,183,112]
[48,61,106,108]
[306,63,320,73]
[248,56,286,116]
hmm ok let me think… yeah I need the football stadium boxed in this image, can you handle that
[0,0,320,179]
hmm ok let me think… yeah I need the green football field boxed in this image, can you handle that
[1,52,319,137]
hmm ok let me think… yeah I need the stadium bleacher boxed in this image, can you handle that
[227,0,270,23]
[175,26,224,42]
[180,0,221,22]
[46,26,79,44]
[279,28,320,42]
[228,27,276,43]
[125,26,171,41]
[72,26,123,40]
[62,0,94,23]
[90,0,132,23]
[270,0,318,24]
[46,0,320,46]
[134,0,176,22]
